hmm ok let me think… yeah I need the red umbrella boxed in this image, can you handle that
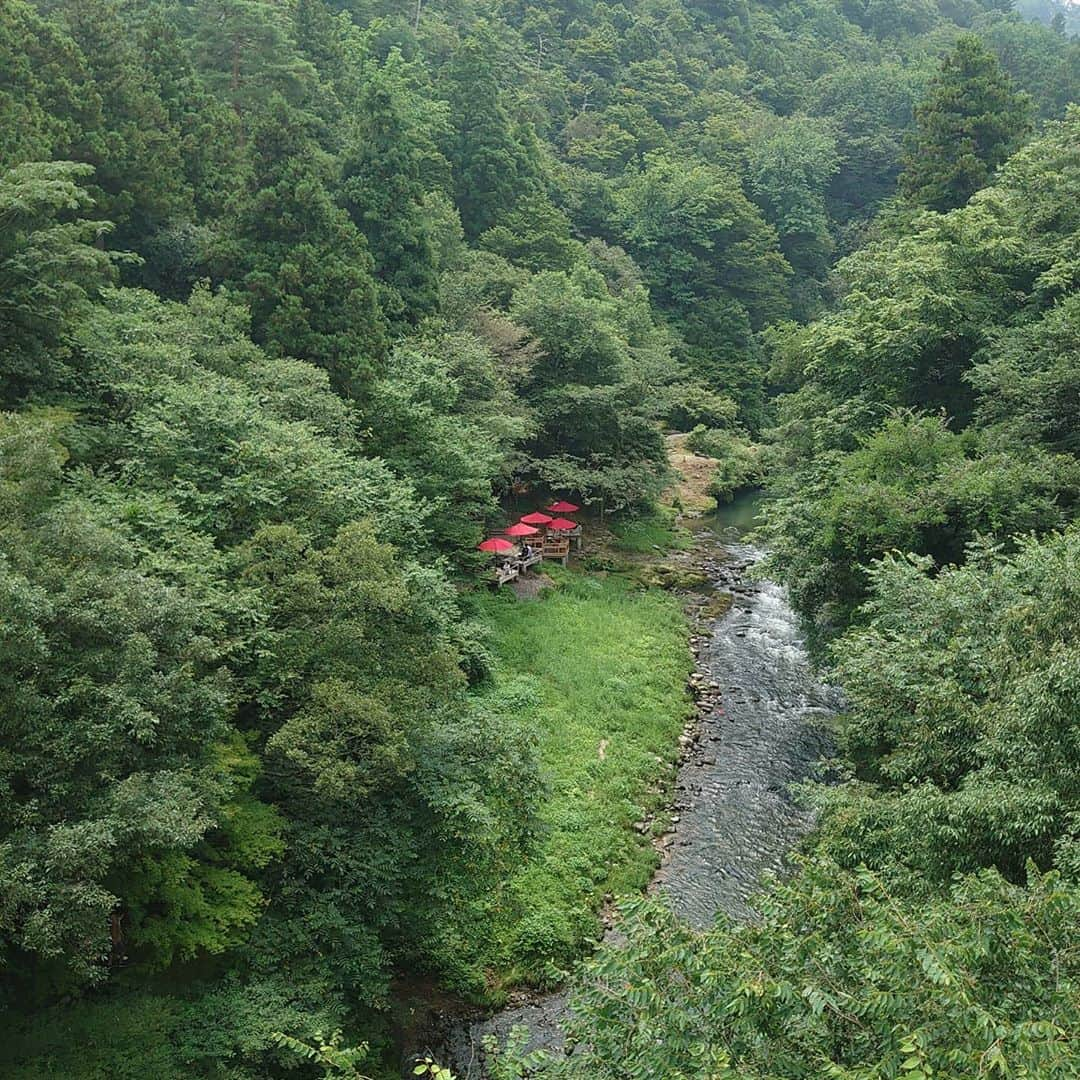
[547,517,578,531]
[547,501,580,513]
[478,537,515,552]
[504,522,540,538]
[520,511,554,526]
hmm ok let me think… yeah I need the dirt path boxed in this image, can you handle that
[662,432,718,516]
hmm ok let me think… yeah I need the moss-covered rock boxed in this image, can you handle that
[634,562,709,590]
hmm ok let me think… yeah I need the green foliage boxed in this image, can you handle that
[615,152,789,424]
[189,0,317,120]
[808,61,922,223]
[511,265,673,512]
[536,527,1080,1077]
[51,0,192,242]
[816,528,1080,885]
[686,426,765,501]
[3,0,1078,1073]
[745,114,839,312]
[767,411,1076,619]
[118,737,284,970]
[479,192,582,273]
[443,573,691,991]
[216,98,387,396]
[538,863,1080,1079]
[977,11,1080,120]
[271,1030,375,1078]
[72,286,417,546]
[0,215,537,1061]
[0,409,254,988]
[0,161,117,403]
[765,110,1080,623]
[1,993,193,1080]
[482,1025,548,1079]
[364,336,530,556]
[0,976,347,1078]
[339,50,444,325]
[609,508,689,554]
[969,291,1080,455]
[442,33,543,240]
[0,0,89,170]
[900,35,1033,211]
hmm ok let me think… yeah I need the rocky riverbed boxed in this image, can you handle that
[657,531,839,926]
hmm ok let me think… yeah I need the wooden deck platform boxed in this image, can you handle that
[541,537,570,565]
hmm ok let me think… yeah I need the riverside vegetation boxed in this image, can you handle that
[1,0,1078,1076]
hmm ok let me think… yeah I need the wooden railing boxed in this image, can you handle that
[542,538,570,565]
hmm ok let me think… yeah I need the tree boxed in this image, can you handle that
[862,0,939,38]
[535,866,1080,1079]
[969,293,1080,456]
[807,61,922,223]
[339,53,442,326]
[479,192,582,273]
[50,0,191,243]
[235,518,537,1010]
[977,13,1080,120]
[764,109,1080,625]
[764,411,1075,620]
[0,0,90,170]
[189,0,317,121]
[615,153,789,426]
[899,35,1032,211]
[442,33,544,239]
[0,411,273,990]
[816,527,1080,884]
[216,99,387,395]
[71,286,413,546]
[744,115,839,316]
[509,266,670,510]
[0,161,117,404]
[364,334,532,556]
[131,7,249,225]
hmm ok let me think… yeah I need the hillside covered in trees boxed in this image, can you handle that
[0,0,1077,1075]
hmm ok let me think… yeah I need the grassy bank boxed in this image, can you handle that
[607,509,692,554]
[441,568,692,998]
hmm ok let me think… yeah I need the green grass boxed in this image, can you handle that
[446,570,692,996]
[608,508,691,554]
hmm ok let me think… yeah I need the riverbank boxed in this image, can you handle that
[392,458,725,1059]
[432,456,730,1001]
[407,486,841,1078]
[433,561,694,1002]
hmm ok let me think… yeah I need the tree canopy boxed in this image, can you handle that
[0,0,1077,1074]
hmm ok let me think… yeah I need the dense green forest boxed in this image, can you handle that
[0,0,1077,1074]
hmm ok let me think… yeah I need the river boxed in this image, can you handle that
[412,492,839,1076]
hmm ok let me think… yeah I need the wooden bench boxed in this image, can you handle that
[519,553,543,572]
[493,562,520,587]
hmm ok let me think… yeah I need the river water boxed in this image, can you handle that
[414,493,838,1076]
[657,512,838,925]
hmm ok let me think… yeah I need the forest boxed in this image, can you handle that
[0,0,1077,1075]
